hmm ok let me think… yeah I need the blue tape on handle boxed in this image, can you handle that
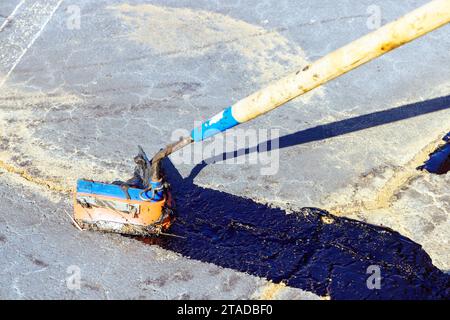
[191,106,240,142]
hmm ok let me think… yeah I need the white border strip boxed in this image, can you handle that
[0,0,26,32]
[0,0,64,88]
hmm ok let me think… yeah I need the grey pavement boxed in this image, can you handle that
[0,0,448,299]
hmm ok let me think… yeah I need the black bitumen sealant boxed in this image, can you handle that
[418,132,450,174]
[137,159,449,300]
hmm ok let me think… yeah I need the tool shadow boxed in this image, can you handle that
[151,158,449,300]
[188,95,450,180]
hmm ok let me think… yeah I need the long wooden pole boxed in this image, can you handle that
[151,0,450,180]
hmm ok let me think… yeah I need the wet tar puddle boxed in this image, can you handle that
[418,132,450,174]
[138,159,449,300]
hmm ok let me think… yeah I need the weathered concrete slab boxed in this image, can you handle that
[0,0,449,298]
[0,0,23,25]
[0,0,63,87]
[0,171,319,299]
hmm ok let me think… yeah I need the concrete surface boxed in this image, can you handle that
[0,171,318,299]
[354,171,449,271]
[0,0,449,299]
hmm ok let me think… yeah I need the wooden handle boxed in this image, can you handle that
[191,0,450,142]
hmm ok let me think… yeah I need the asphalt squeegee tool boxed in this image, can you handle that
[73,0,450,236]
[74,146,175,236]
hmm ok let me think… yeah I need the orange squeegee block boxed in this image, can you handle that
[73,179,173,235]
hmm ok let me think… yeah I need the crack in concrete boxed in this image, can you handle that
[327,133,449,216]
[147,160,450,299]
[10,13,368,75]
[0,130,445,222]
